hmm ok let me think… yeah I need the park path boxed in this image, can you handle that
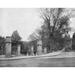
[0,51,75,67]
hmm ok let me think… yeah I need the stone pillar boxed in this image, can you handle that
[44,48,47,54]
[31,46,34,56]
[17,44,21,56]
[37,45,42,55]
[5,36,11,57]
[37,40,42,55]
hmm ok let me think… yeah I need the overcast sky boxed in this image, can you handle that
[0,8,42,41]
[0,8,75,41]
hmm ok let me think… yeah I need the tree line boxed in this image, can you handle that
[0,8,75,55]
[29,8,73,53]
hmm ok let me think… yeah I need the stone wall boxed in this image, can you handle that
[5,36,21,57]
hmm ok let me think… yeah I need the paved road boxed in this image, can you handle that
[0,56,75,67]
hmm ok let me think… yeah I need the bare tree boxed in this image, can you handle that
[40,8,71,52]
[28,30,41,41]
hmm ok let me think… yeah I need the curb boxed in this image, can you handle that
[0,51,63,61]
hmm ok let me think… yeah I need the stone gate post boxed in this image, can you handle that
[5,36,11,57]
[31,46,34,55]
[17,44,21,56]
[37,40,42,55]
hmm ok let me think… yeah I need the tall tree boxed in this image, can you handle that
[40,8,71,52]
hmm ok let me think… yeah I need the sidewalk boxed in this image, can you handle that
[0,50,75,61]
[0,51,62,60]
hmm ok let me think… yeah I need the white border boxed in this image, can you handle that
[0,0,75,75]
[0,68,75,75]
[0,0,75,8]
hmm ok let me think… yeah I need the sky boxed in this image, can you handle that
[0,8,42,41]
[0,8,75,41]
